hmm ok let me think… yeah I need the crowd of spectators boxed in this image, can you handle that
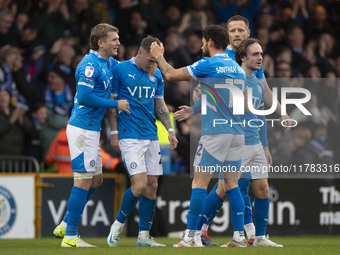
[0,0,340,174]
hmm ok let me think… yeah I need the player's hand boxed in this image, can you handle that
[281,114,292,132]
[173,105,193,121]
[263,147,272,165]
[117,99,130,114]
[192,85,201,104]
[111,134,120,153]
[150,42,164,59]
[168,131,178,150]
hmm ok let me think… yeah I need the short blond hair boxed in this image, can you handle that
[89,23,119,51]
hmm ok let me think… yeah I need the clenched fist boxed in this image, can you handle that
[117,100,130,114]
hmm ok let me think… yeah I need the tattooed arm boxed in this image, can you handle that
[154,98,178,150]
[150,42,192,81]
[154,98,173,131]
[156,58,191,81]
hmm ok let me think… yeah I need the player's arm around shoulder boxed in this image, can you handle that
[154,98,178,150]
[111,63,130,114]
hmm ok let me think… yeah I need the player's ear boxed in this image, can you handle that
[247,29,250,37]
[208,39,214,48]
[98,39,104,48]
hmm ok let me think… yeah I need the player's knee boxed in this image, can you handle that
[192,178,209,189]
[216,184,227,199]
[147,180,158,193]
[261,185,270,198]
[254,185,269,198]
[223,178,238,191]
[132,181,147,196]
[92,175,103,188]
[216,180,225,193]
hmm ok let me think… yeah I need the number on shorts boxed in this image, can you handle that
[196,143,203,156]
[158,152,162,164]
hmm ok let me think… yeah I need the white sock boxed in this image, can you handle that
[113,220,125,228]
[201,224,209,234]
[233,231,245,242]
[138,231,149,239]
[255,235,265,242]
[60,221,67,229]
[184,229,195,242]
[244,223,255,239]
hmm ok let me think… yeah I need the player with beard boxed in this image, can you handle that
[150,25,248,247]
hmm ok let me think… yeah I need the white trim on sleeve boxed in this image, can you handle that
[187,66,197,80]
[78,82,94,88]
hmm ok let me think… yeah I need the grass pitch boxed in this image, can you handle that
[1,236,340,255]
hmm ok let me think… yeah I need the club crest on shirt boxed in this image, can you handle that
[85,66,94,77]
[257,84,263,95]
[149,75,156,82]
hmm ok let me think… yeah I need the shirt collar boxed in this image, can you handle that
[130,57,137,65]
[214,53,229,57]
[89,49,104,59]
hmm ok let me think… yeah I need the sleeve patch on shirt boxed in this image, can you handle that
[83,77,93,82]
[85,66,95,77]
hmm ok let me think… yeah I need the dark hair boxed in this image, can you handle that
[49,66,67,81]
[276,61,291,70]
[22,22,37,32]
[32,103,47,113]
[202,25,228,50]
[90,23,119,51]
[235,38,262,65]
[186,30,202,40]
[140,35,161,53]
[227,15,249,30]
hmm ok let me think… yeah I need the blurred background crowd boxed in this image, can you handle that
[1,0,340,175]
